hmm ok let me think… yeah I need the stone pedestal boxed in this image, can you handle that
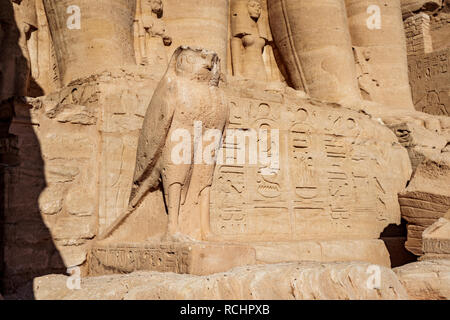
[89,242,256,276]
[88,238,391,277]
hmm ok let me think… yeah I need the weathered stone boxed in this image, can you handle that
[96,80,411,271]
[401,0,443,18]
[399,156,450,255]
[422,209,450,259]
[208,92,411,243]
[268,0,361,104]
[38,184,64,215]
[89,242,256,276]
[230,0,275,81]
[44,163,80,183]
[52,217,96,241]
[408,49,450,116]
[56,245,88,269]
[42,0,137,85]
[47,104,97,125]
[34,262,409,300]
[347,0,414,109]
[394,259,450,299]
[2,0,449,300]
[65,186,95,216]
[134,0,172,73]
[162,0,229,69]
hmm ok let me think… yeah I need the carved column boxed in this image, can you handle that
[43,0,137,85]
[346,0,415,109]
[163,0,229,70]
[267,0,361,104]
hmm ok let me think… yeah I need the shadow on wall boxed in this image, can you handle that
[0,0,64,299]
[380,219,417,268]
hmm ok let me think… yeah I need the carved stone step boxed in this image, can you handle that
[88,239,391,276]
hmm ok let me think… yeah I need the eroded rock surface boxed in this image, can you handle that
[1,0,449,300]
[394,259,450,299]
[422,209,450,259]
[34,262,409,300]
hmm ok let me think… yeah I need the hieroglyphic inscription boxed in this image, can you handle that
[89,244,190,275]
[409,48,450,116]
[210,96,403,240]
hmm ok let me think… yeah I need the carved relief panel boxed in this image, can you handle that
[210,94,408,241]
[409,48,450,116]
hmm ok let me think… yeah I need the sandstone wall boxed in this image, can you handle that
[408,48,450,116]
[209,83,411,242]
[43,0,137,86]
[34,262,409,300]
[347,0,414,109]
[163,0,229,68]
[403,2,450,116]
[2,67,159,292]
[1,0,449,299]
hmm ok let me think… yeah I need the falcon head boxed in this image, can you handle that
[172,46,221,86]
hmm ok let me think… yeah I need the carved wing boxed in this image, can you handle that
[129,78,177,208]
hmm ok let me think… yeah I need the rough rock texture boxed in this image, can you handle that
[408,49,450,116]
[43,0,137,86]
[163,0,229,70]
[34,262,409,300]
[347,0,414,109]
[394,259,450,299]
[399,156,450,255]
[429,4,450,53]
[375,109,450,256]
[88,239,393,278]
[401,0,443,17]
[268,0,362,104]
[93,73,411,276]
[403,1,450,115]
[2,68,160,292]
[422,209,450,259]
[1,0,449,300]
[404,13,433,55]
[230,0,279,81]
[209,84,411,243]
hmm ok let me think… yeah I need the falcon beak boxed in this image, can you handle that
[205,54,219,71]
